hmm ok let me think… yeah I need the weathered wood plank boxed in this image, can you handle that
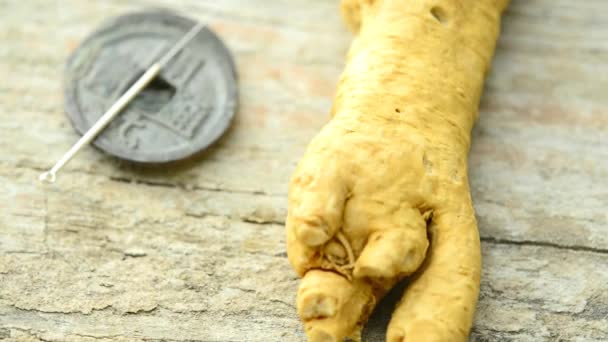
[1,0,607,341]
[3,188,608,342]
[1,0,606,251]
[2,160,607,341]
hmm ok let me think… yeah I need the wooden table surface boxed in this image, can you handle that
[1,0,607,341]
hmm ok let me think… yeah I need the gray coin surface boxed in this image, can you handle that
[64,9,238,163]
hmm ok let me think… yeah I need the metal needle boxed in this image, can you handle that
[39,22,205,184]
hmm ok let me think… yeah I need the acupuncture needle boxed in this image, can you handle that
[39,22,205,184]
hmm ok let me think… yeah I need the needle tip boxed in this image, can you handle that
[39,171,56,184]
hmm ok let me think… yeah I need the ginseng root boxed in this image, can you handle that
[286,0,510,341]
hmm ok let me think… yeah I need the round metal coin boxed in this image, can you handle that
[64,9,238,163]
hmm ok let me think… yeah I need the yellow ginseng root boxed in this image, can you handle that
[286,0,510,341]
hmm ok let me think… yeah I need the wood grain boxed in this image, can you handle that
[0,0,606,341]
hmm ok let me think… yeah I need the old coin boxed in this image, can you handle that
[64,9,238,163]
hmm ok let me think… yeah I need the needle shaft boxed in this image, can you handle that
[40,23,205,184]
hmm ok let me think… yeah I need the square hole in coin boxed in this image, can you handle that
[124,71,176,113]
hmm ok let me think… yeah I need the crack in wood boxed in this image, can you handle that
[241,217,285,226]
[5,303,159,316]
[4,326,127,341]
[2,162,286,197]
[481,236,608,255]
[107,175,285,197]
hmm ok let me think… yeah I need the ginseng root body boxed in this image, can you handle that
[286,1,510,341]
